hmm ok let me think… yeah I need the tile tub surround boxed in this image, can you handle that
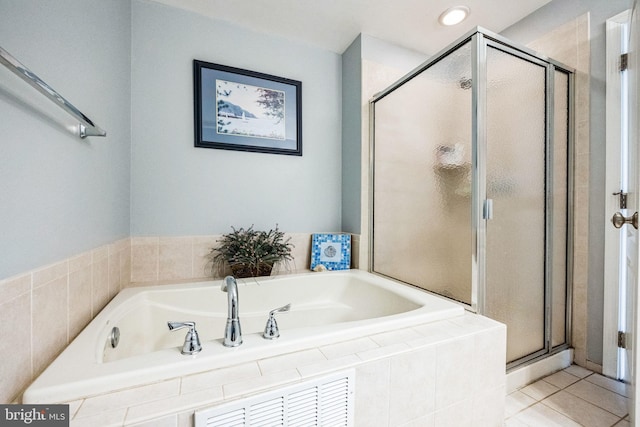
[0,238,131,404]
[58,312,505,427]
[129,232,360,284]
[1,232,353,403]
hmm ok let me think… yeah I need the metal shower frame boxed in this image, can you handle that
[368,27,575,369]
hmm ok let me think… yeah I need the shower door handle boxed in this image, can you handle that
[612,212,638,229]
[483,199,494,220]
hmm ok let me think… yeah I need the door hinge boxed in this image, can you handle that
[613,190,628,209]
[621,53,629,72]
[618,331,627,349]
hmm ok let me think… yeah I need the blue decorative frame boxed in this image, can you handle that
[310,233,351,271]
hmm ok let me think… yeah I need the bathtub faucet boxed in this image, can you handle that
[221,275,242,347]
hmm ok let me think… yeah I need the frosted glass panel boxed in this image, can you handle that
[371,30,572,368]
[552,70,569,348]
[485,47,547,363]
[373,42,472,304]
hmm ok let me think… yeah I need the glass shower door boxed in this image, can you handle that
[372,41,473,305]
[484,45,547,363]
[370,28,572,368]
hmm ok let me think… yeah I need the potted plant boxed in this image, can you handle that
[209,225,294,278]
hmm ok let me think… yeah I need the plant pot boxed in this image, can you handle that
[230,262,273,278]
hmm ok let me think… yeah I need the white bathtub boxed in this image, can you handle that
[23,270,464,404]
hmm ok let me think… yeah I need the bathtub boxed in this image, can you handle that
[23,270,464,404]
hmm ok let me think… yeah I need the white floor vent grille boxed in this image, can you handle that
[194,370,355,427]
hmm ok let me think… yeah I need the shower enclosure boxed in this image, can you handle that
[370,28,573,368]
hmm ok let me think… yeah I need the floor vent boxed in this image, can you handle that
[194,370,355,427]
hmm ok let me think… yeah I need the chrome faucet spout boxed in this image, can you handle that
[221,275,242,347]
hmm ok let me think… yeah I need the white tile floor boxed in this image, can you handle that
[505,364,630,426]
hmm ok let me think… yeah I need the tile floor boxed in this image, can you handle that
[505,364,630,426]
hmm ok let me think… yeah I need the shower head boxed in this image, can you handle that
[459,78,472,90]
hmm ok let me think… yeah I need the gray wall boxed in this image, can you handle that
[340,34,429,235]
[0,0,131,279]
[130,0,343,236]
[503,0,631,365]
[341,35,363,234]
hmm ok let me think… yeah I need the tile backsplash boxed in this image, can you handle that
[0,238,130,403]
[0,233,359,403]
[130,233,359,284]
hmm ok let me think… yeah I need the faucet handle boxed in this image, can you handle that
[167,321,202,355]
[263,304,291,340]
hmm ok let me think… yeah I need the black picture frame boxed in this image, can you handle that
[193,60,302,156]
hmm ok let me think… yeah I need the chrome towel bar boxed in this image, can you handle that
[0,45,106,138]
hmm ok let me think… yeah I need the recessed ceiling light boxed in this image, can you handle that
[438,6,470,26]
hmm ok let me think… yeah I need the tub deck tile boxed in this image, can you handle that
[319,336,379,359]
[370,327,423,347]
[180,362,260,394]
[356,342,411,362]
[75,378,180,419]
[222,369,301,399]
[442,317,499,339]
[411,321,456,342]
[67,399,83,419]
[257,348,326,375]
[449,312,503,330]
[71,407,126,427]
[296,354,361,378]
[125,387,223,425]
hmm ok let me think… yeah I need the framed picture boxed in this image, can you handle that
[193,60,302,156]
[310,233,351,271]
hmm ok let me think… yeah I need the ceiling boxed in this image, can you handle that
[148,0,552,55]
